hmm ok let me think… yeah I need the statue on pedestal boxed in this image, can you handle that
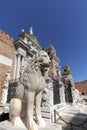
[9,50,50,130]
[0,70,11,105]
[29,27,33,35]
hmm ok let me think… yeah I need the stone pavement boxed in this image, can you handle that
[39,124,62,130]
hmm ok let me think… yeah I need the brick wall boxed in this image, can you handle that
[0,30,16,98]
[75,80,87,94]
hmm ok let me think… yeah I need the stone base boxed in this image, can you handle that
[0,120,27,130]
[0,121,62,130]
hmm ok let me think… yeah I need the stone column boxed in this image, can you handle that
[16,54,21,79]
[46,78,54,106]
[59,84,65,103]
[71,84,76,103]
[13,55,17,79]
[62,85,66,103]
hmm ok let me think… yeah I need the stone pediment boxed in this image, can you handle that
[27,33,41,49]
[17,31,42,50]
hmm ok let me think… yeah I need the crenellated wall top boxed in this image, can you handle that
[0,30,13,44]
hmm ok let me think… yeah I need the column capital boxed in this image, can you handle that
[16,53,21,79]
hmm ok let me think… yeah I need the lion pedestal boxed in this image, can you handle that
[0,120,62,130]
[9,50,51,130]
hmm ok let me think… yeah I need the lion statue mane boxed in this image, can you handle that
[9,50,50,130]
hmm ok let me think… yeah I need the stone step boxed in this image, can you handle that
[57,119,87,130]
[56,110,87,120]
[57,107,66,113]
[62,125,87,130]
[57,114,87,130]
[57,104,87,130]
[64,107,81,110]
[63,111,87,117]
[63,109,80,114]
[63,107,81,112]
[62,113,87,119]
[57,116,87,124]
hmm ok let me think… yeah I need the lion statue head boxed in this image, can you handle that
[22,50,50,76]
[35,50,50,67]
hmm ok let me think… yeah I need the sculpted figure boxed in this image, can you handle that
[9,50,50,130]
[0,70,11,104]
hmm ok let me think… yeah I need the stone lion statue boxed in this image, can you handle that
[9,50,50,130]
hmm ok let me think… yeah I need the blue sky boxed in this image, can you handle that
[0,0,87,82]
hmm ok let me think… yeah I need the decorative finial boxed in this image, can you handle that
[29,27,33,35]
[22,29,25,32]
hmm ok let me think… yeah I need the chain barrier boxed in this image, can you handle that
[54,110,87,130]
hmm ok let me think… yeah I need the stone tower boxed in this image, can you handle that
[61,66,75,103]
[45,45,60,80]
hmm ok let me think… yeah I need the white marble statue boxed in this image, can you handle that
[9,50,50,130]
[0,70,11,105]
[29,27,33,35]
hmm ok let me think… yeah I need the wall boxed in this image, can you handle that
[75,80,87,94]
[0,30,16,98]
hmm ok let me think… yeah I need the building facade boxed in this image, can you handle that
[14,28,42,79]
[0,28,75,108]
[0,28,77,122]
